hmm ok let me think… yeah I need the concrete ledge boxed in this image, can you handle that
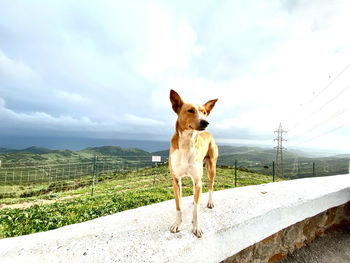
[223,202,350,263]
[0,174,349,263]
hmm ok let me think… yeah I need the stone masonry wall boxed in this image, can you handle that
[222,201,350,263]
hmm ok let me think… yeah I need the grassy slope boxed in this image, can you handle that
[0,165,278,239]
[0,146,154,165]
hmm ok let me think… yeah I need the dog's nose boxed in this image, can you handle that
[199,119,209,129]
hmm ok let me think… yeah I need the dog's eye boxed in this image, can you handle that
[203,111,207,115]
[188,109,195,113]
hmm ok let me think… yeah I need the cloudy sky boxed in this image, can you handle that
[0,0,350,152]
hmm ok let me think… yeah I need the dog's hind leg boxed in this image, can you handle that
[206,159,215,208]
[206,143,218,209]
[170,177,182,233]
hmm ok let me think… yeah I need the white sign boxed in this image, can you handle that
[152,156,161,162]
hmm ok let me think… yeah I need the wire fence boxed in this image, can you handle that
[0,155,349,199]
[0,156,167,198]
[241,159,350,179]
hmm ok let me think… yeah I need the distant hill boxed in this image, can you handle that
[19,146,54,154]
[0,146,54,154]
[152,149,169,156]
[0,135,170,152]
[78,146,151,157]
[0,148,12,154]
[216,146,301,166]
[0,146,158,165]
[333,154,350,158]
[153,145,301,166]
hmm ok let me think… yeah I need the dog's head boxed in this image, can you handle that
[170,89,218,131]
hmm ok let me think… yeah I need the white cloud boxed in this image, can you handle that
[123,113,165,127]
[0,99,97,130]
[0,49,41,85]
[0,97,5,108]
[55,90,89,103]
[136,5,198,81]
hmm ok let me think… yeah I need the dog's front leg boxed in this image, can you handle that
[170,177,182,233]
[192,180,203,238]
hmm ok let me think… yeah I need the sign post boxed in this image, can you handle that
[152,156,161,187]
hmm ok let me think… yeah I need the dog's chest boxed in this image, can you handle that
[170,131,203,180]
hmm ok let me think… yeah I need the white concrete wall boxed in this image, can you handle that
[0,174,349,263]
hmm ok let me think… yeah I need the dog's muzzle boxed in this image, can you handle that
[198,119,209,130]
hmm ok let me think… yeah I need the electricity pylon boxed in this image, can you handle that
[274,123,287,178]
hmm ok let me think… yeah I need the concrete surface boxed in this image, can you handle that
[0,174,349,263]
[279,226,350,263]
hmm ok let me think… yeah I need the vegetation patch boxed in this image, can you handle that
[0,188,173,239]
[0,165,278,239]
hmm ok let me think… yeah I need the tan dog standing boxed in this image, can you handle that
[169,90,218,238]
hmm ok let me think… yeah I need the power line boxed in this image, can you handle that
[288,63,350,131]
[289,84,350,132]
[289,121,350,147]
[289,104,350,141]
[303,63,350,106]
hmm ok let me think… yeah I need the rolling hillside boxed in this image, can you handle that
[0,145,348,178]
[0,146,159,165]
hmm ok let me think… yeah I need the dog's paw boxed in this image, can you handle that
[170,223,181,233]
[207,201,214,209]
[192,226,203,238]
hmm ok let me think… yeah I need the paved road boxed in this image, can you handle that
[279,227,350,263]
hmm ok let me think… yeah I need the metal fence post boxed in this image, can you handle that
[234,160,237,187]
[272,161,275,182]
[91,156,97,197]
[312,162,315,177]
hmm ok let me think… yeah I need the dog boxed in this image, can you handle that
[169,90,218,238]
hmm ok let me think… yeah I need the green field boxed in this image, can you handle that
[0,164,279,239]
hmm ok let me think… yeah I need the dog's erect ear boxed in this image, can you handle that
[170,90,184,114]
[203,99,218,116]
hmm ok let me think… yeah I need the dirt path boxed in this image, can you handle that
[279,227,350,263]
[0,195,83,210]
